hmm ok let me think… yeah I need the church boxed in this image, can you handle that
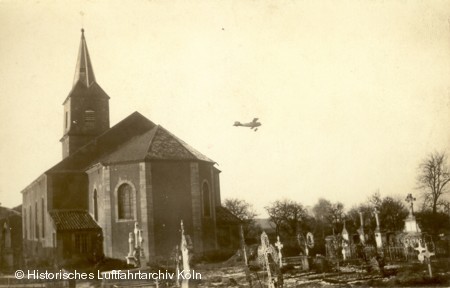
[21,30,240,266]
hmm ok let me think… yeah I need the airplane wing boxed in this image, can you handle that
[252,118,259,123]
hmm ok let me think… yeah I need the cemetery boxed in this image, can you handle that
[97,192,448,288]
[2,191,448,288]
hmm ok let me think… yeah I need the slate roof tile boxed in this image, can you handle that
[49,210,101,231]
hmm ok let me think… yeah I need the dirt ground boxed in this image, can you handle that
[1,258,449,287]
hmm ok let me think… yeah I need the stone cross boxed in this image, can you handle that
[134,222,140,248]
[239,225,248,266]
[374,208,380,228]
[405,193,416,216]
[423,244,435,261]
[128,232,134,257]
[180,220,190,288]
[127,222,145,267]
[414,241,426,263]
[180,220,190,272]
[275,236,283,268]
[138,230,145,259]
[358,210,365,244]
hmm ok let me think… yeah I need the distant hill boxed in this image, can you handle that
[254,218,276,233]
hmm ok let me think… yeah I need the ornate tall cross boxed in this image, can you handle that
[405,193,416,215]
[260,232,274,288]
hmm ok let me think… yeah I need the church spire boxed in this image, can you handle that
[73,29,96,87]
[61,29,110,159]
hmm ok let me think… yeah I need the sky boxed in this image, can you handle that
[0,0,449,217]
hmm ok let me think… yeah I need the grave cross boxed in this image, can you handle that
[373,208,380,228]
[180,220,190,288]
[414,241,426,263]
[275,236,283,268]
[405,193,416,216]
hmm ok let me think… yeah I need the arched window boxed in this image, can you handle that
[202,182,211,217]
[23,209,27,240]
[117,184,135,220]
[93,189,98,221]
[41,198,45,238]
[28,205,31,240]
[35,201,38,239]
[84,110,95,129]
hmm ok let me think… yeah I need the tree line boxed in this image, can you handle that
[223,151,450,251]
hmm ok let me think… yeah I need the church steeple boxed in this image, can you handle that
[73,29,96,87]
[60,29,110,159]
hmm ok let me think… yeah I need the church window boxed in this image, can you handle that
[93,189,98,221]
[65,112,69,129]
[28,205,31,240]
[41,198,45,238]
[117,183,135,220]
[35,201,39,239]
[84,110,95,129]
[23,209,27,239]
[202,182,211,217]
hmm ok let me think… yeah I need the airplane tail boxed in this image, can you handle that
[233,121,242,126]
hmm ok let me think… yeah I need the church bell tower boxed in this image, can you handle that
[60,29,110,159]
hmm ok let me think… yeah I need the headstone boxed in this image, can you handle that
[369,257,381,273]
[300,255,310,271]
[313,255,328,273]
[341,221,349,242]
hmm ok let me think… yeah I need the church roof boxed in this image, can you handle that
[49,210,101,231]
[48,112,155,172]
[101,125,213,164]
[73,29,96,87]
[47,111,214,173]
[216,206,242,225]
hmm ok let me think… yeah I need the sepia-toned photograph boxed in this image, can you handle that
[0,0,449,287]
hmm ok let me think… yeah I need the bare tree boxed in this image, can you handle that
[265,199,307,237]
[417,151,450,214]
[223,198,259,242]
[223,198,257,223]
